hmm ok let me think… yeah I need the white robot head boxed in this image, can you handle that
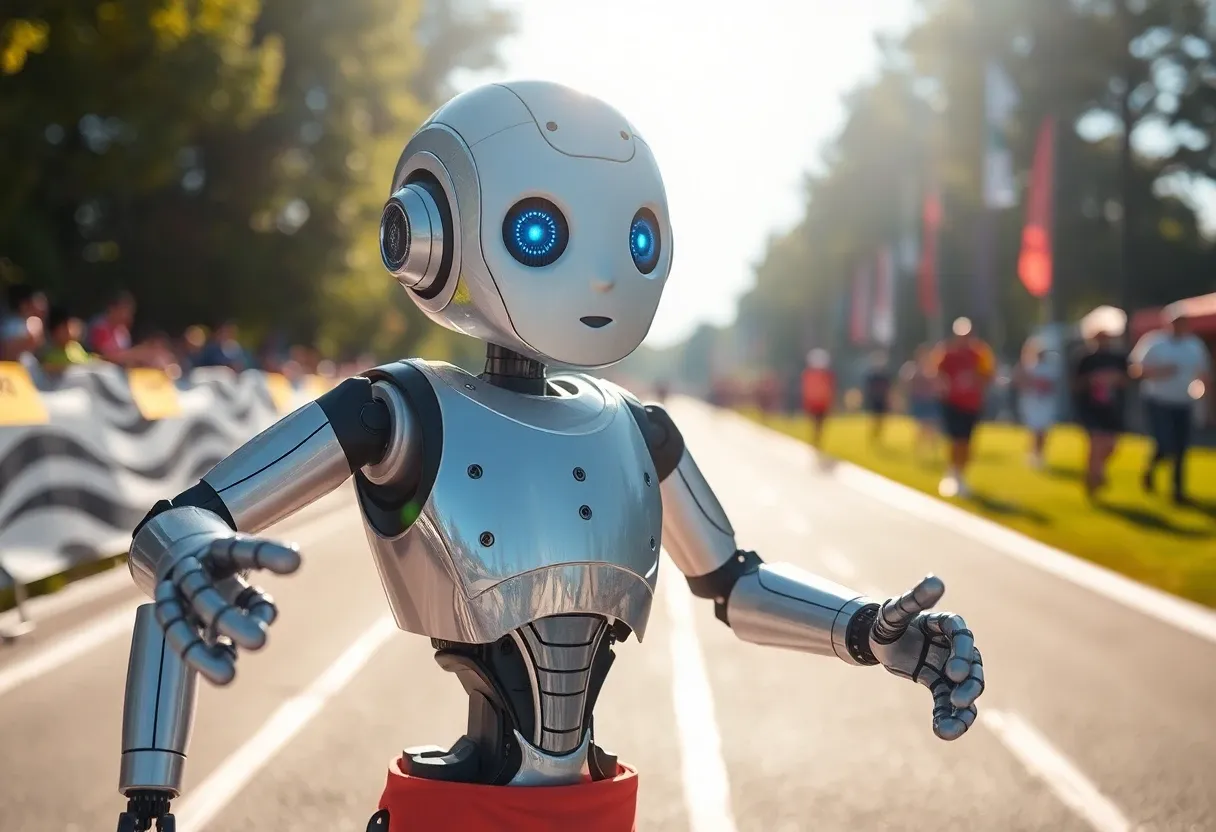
[379,81,673,368]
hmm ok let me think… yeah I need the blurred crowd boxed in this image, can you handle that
[0,283,370,385]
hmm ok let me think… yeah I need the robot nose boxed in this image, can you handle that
[591,277,615,294]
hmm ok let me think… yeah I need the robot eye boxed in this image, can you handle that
[629,209,661,275]
[502,198,569,267]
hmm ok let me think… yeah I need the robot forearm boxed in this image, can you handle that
[650,406,879,666]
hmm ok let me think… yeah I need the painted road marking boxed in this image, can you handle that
[174,615,398,831]
[982,710,1132,832]
[662,558,739,832]
[0,511,355,700]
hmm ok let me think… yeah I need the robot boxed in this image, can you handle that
[114,81,985,832]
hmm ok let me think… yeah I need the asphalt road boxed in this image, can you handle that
[1,398,1213,832]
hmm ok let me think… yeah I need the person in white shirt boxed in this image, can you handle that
[1014,337,1062,470]
[1129,309,1213,505]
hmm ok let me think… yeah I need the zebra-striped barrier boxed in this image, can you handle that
[0,361,334,590]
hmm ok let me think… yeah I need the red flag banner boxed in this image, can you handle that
[850,260,872,346]
[872,247,895,346]
[1018,117,1055,299]
[918,188,942,317]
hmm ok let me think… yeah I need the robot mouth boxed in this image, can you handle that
[580,316,613,329]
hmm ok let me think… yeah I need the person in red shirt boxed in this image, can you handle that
[929,318,995,498]
[87,290,142,366]
[801,348,836,449]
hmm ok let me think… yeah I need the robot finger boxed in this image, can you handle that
[208,536,301,576]
[949,661,985,709]
[872,575,945,644]
[217,574,279,627]
[158,592,236,685]
[191,583,267,651]
[923,613,974,682]
[933,705,978,741]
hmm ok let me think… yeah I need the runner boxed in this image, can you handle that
[800,349,836,449]
[1014,337,1062,470]
[901,344,940,463]
[1072,325,1129,500]
[930,318,995,498]
[861,350,893,447]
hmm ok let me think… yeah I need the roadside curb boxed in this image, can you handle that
[709,403,1216,646]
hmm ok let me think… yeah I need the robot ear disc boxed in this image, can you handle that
[380,182,448,294]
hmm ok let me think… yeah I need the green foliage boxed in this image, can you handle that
[727,0,1216,379]
[0,0,514,363]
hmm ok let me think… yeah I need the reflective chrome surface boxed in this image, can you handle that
[506,729,590,787]
[381,184,446,292]
[363,381,419,485]
[203,401,351,533]
[362,360,661,644]
[514,615,607,753]
[726,562,871,664]
[660,448,737,578]
[129,506,234,598]
[119,604,198,795]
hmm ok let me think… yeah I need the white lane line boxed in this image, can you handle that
[819,548,858,582]
[661,561,739,832]
[174,615,398,831]
[711,404,1216,647]
[783,513,812,537]
[981,710,1132,832]
[0,601,141,698]
[0,511,356,700]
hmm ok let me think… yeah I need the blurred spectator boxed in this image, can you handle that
[39,306,92,374]
[139,331,182,378]
[1130,309,1213,505]
[861,350,893,446]
[901,344,941,462]
[1014,336,1063,470]
[1,283,48,366]
[801,349,836,449]
[197,321,252,372]
[86,291,142,366]
[931,317,996,499]
[1072,325,1128,500]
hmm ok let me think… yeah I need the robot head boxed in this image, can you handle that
[379,81,672,368]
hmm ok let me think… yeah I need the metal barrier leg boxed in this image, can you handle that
[0,560,36,643]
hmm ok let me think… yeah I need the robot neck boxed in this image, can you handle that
[481,343,548,395]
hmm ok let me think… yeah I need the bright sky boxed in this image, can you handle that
[454,0,915,348]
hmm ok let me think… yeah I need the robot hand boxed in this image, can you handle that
[153,531,301,685]
[867,575,985,741]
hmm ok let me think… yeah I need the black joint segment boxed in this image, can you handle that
[846,603,881,666]
[316,376,392,472]
[641,403,685,482]
[685,549,763,602]
[132,499,175,539]
[172,480,237,529]
[588,742,619,781]
[366,809,390,831]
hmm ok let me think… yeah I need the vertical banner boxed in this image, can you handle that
[849,259,872,346]
[983,61,1020,210]
[918,188,943,325]
[897,179,921,276]
[872,247,896,346]
[1018,117,1055,300]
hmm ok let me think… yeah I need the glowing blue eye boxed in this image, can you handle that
[630,209,661,275]
[502,198,569,267]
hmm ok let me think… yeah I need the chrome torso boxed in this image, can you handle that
[359,359,662,646]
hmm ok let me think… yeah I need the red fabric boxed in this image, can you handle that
[801,368,835,414]
[918,188,942,316]
[88,319,131,358]
[377,757,639,832]
[934,342,994,413]
[1018,117,1055,299]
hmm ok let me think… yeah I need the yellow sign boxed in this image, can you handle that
[263,372,295,414]
[0,361,49,425]
[128,368,182,420]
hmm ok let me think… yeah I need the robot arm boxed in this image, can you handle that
[117,377,410,830]
[639,403,984,741]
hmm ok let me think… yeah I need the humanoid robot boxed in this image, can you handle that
[114,81,985,832]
